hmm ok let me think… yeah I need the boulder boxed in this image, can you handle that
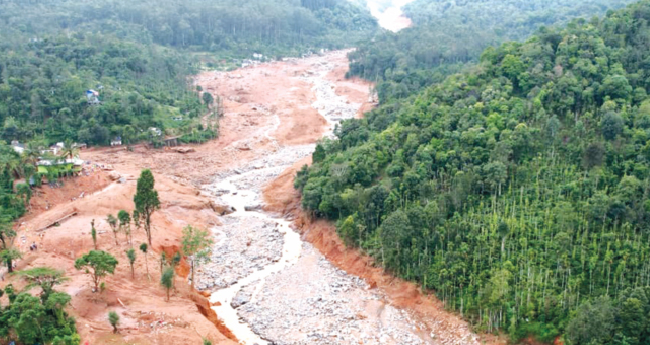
[108,171,121,180]
[244,205,262,212]
[174,147,195,154]
[210,201,236,215]
[230,290,251,309]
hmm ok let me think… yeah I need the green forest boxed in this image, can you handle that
[348,0,637,102]
[0,0,377,58]
[0,35,210,145]
[298,0,650,343]
[0,0,377,147]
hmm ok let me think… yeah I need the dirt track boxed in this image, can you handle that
[1,50,495,345]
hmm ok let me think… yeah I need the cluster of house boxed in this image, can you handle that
[11,141,86,178]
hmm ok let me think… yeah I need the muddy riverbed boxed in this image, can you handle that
[190,51,480,345]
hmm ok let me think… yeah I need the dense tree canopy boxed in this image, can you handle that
[348,0,636,102]
[299,1,650,342]
[0,0,377,147]
[0,272,79,344]
[0,34,211,145]
[0,0,377,58]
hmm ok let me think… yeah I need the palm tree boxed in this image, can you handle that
[0,153,21,178]
[21,142,42,166]
[59,139,79,159]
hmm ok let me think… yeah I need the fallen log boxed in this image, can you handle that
[35,212,77,232]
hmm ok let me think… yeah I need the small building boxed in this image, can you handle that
[48,142,65,156]
[11,141,25,155]
[110,137,122,146]
[86,89,100,105]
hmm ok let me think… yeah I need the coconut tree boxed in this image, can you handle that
[21,142,42,166]
[59,139,79,159]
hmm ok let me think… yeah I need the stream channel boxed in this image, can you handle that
[206,60,359,345]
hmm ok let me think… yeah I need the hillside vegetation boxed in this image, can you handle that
[349,0,636,102]
[0,0,377,58]
[0,0,377,146]
[298,1,650,342]
[0,36,209,146]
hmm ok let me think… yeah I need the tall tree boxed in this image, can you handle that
[125,248,136,279]
[17,267,69,303]
[108,311,120,334]
[181,225,214,288]
[106,214,119,246]
[59,139,79,159]
[91,219,98,250]
[134,169,160,246]
[202,92,214,109]
[118,210,131,245]
[0,219,19,273]
[139,243,150,280]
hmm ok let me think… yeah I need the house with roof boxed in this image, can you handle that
[37,158,84,176]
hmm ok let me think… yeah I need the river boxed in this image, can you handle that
[192,51,479,345]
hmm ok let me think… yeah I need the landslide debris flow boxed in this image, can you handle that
[192,52,479,345]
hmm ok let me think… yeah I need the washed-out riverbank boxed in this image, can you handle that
[192,51,481,345]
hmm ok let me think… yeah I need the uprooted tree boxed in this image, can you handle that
[134,169,160,246]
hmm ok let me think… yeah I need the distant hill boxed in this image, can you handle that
[349,0,636,102]
[0,0,378,58]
